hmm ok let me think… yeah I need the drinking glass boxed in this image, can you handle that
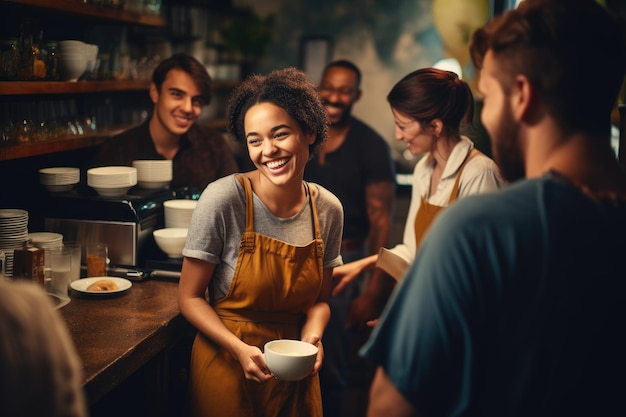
[86,243,108,277]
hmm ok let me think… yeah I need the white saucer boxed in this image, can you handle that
[70,277,132,294]
[48,293,70,309]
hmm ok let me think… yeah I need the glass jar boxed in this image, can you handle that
[31,43,46,80]
[41,41,59,81]
[0,38,21,80]
[20,35,33,80]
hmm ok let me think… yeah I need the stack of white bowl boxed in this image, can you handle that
[87,166,137,197]
[132,160,173,189]
[39,167,80,192]
[163,200,198,228]
[58,40,98,82]
[28,232,64,251]
[0,209,29,278]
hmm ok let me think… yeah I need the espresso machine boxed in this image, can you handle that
[42,186,185,280]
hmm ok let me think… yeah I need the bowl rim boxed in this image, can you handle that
[153,227,188,237]
[88,166,137,175]
[163,199,198,209]
[264,339,319,356]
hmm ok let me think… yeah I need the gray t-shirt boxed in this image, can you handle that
[183,174,344,300]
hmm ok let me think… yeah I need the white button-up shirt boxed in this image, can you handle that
[390,136,505,263]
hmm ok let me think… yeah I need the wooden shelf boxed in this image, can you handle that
[0,80,239,96]
[0,80,152,95]
[1,116,234,160]
[0,0,167,27]
[0,125,132,160]
[0,116,236,160]
[0,80,241,96]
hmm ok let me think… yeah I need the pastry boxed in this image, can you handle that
[86,279,119,292]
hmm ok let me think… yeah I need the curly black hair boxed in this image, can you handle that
[227,67,329,159]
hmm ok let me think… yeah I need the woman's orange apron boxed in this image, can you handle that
[188,175,325,417]
[413,149,480,249]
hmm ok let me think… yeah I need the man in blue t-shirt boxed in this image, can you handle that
[361,1,626,416]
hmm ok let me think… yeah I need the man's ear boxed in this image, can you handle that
[149,83,159,104]
[512,74,533,122]
[353,89,363,103]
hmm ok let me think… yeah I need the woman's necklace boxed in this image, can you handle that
[435,147,449,162]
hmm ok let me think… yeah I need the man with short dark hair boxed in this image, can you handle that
[92,53,238,190]
[304,59,396,417]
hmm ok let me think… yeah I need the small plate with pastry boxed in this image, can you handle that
[70,277,132,295]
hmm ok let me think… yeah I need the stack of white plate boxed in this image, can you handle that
[87,166,137,197]
[39,167,80,192]
[0,209,29,278]
[132,160,173,189]
[28,232,64,251]
[164,199,198,228]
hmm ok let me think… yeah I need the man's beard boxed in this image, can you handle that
[490,104,526,183]
[326,102,353,127]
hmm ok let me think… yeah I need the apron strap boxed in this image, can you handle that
[237,175,324,261]
[448,148,482,204]
[304,181,324,260]
[237,174,256,252]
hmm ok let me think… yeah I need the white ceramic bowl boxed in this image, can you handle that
[264,339,318,381]
[59,40,87,50]
[153,228,188,258]
[163,199,197,228]
[87,166,137,186]
[137,180,170,189]
[133,159,172,189]
[91,185,132,198]
[43,184,75,192]
[87,166,137,197]
[39,167,80,192]
[59,55,87,81]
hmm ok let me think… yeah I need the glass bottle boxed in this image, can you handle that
[20,33,33,80]
[31,42,46,80]
[0,38,21,80]
[41,41,59,81]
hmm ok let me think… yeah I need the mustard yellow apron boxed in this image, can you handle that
[413,149,480,249]
[188,175,325,417]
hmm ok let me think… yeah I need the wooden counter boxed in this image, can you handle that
[59,278,195,417]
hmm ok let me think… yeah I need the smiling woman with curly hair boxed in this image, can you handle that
[178,67,344,417]
[227,67,329,159]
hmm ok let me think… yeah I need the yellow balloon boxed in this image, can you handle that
[431,0,490,69]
